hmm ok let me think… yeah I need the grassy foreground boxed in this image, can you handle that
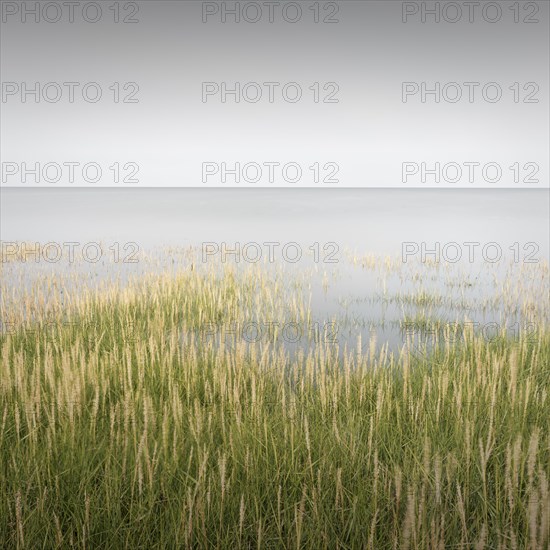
[0,266,549,549]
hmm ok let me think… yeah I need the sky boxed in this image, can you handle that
[1,0,548,187]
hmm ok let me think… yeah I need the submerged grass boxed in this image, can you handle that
[0,262,549,549]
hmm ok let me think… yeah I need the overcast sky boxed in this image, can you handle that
[1,1,549,187]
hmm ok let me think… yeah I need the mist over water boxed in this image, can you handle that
[2,188,548,254]
[2,188,548,356]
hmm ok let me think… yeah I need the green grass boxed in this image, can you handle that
[0,265,549,549]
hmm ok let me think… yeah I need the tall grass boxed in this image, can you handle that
[0,262,548,548]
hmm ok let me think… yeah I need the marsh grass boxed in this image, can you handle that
[0,260,549,549]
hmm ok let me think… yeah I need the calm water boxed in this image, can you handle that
[2,189,549,356]
[2,189,548,255]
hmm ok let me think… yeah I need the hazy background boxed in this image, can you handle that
[2,189,548,259]
[1,0,548,187]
